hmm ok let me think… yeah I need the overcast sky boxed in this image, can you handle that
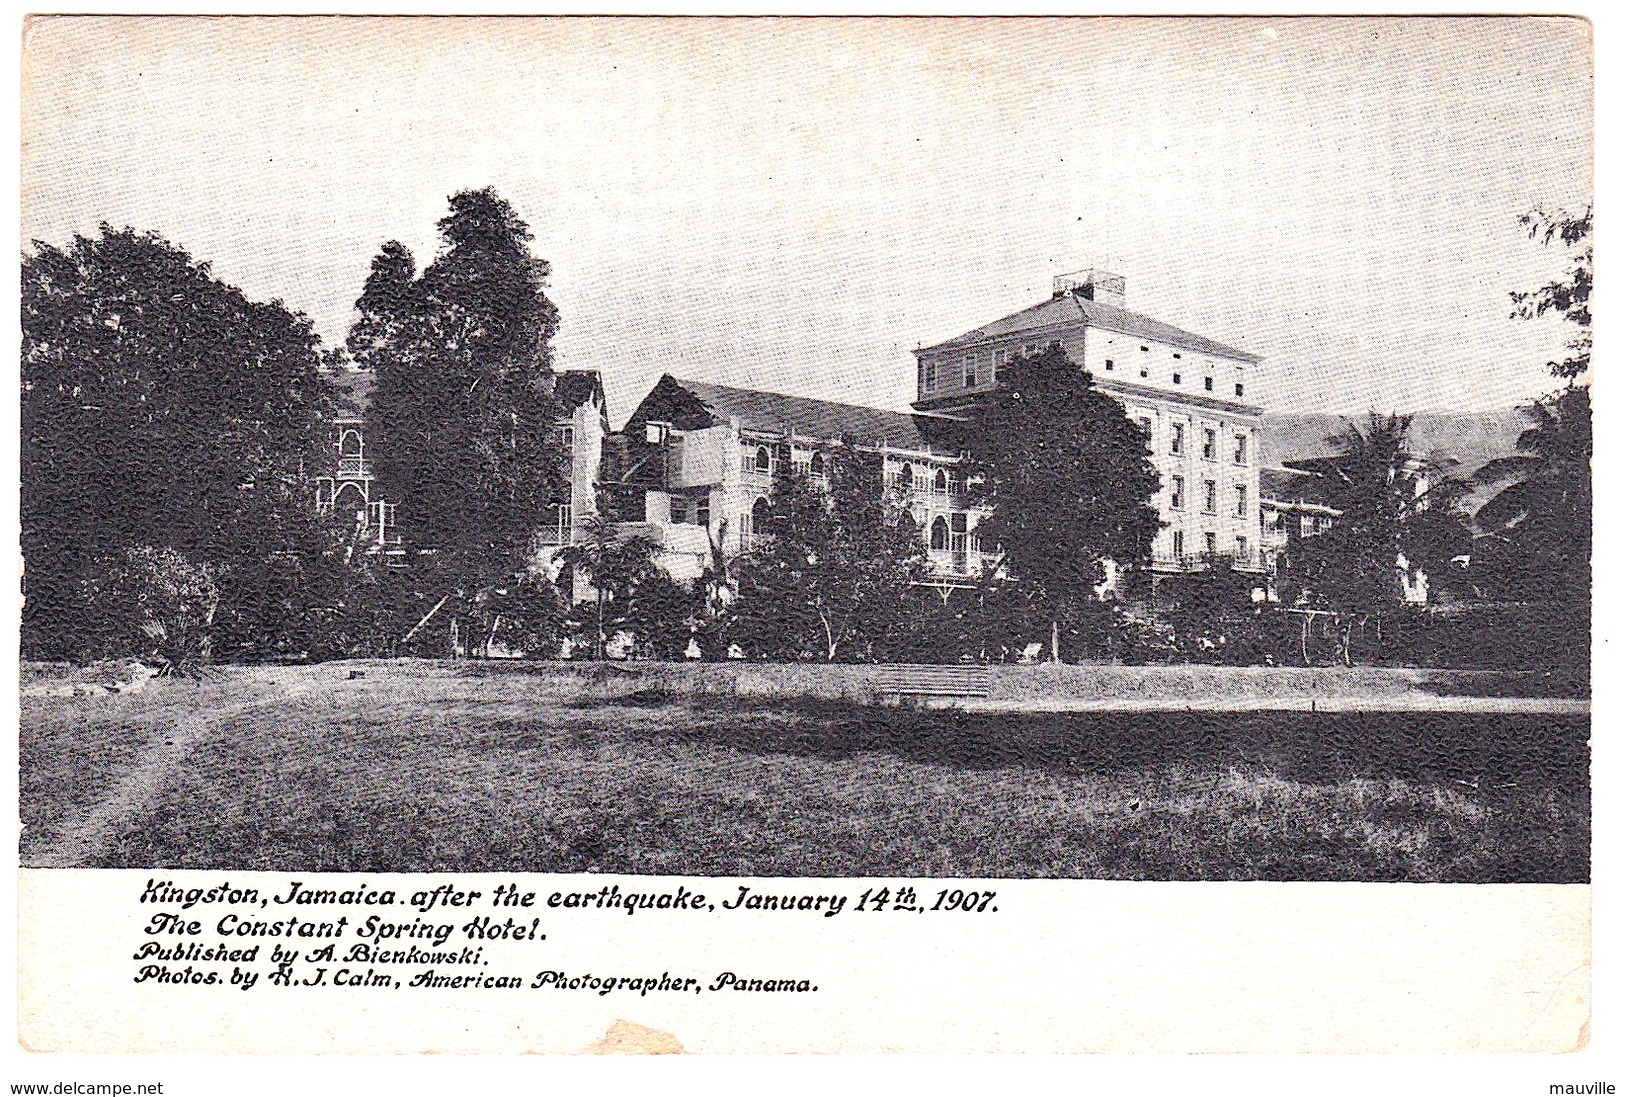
[21,16,1592,423]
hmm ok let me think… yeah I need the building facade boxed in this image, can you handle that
[324,267,1281,608]
[912,269,1267,585]
[315,369,403,563]
[610,375,990,589]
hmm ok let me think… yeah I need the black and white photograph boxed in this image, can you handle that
[12,11,1600,1076]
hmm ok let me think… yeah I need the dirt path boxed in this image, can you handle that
[27,671,329,869]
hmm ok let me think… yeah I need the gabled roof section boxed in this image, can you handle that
[553,369,605,412]
[1259,465,1329,505]
[649,376,956,450]
[919,292,1262,364]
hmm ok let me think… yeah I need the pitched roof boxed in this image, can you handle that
[660,376,954,450]
[1259,466,1330,505]
[554,369,605,412]
[919,292,1261,364]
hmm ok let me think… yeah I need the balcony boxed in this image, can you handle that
[536,526,570,546]
[336,455,370,478]
[926,548,988,580]
[1153,549,1269,574]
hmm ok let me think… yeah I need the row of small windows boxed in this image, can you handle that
[742,495,974,549]
[919,341,1065,393]
[750,445,826,476]
[922,342,1247,400]
[1136,419,1251,465]
[746,446,964,497]
[1171,530,1249,558]
[1167,477,1249,517]
[1101,349,1246,397]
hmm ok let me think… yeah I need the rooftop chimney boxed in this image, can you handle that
[1052,268,1127,305]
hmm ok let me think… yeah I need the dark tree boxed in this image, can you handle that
[1511,206,1591,380]
[1472,384,1591,606]
[957,346,1162,661]
[359,189,566,607]
[729,449,928,662]
[345,240,418,373]
[1468,206,1593,610]
[21,225,340,658]
[1279,413,1473,661]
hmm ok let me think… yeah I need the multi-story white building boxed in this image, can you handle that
[912,269,1267,587]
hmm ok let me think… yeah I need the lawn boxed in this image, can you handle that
[20,660,1589,882]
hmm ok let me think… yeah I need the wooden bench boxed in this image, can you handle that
[873,664,993,701]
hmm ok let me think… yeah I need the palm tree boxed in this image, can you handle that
[1284,413,1472,662]
[1472,385,1591,604]
[1295,413,1417,607]
[557,512,656,659]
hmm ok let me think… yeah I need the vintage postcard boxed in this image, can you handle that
[13,12,1598,1085]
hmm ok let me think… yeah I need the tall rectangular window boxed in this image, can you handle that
[1173,530,1185,558]
[1234,484,1248,518]
[1170,475,1185,510]
[993,348,1009,382]
[923,359,937,393]
[1236,535,1249,558]
[1171,422,1185,454]
[1233,433,1249,465]
[549,501,572,544]
[1203,479,1217,514]
[1202,428,1217,460]
[964,353,978,388]
[1205,531,1217,556]
[554,424,575,461]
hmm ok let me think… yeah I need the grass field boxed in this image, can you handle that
[19,660,1589,881]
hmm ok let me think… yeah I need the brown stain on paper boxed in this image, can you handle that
[582,1020,684,1055]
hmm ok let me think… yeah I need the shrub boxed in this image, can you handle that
[82,546,225,674]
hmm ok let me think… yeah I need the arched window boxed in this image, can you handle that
[897,462,913,491]
[334,481,367,519]
[809,452,825,476]
[751,496,770,529]
[933,469,948,494]
[755,446,771,472]
[338,428,363,457]
[930,516,949,551]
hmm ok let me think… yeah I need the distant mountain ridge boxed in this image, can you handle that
[1259,409,1532,477]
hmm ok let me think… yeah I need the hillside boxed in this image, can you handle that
[1259,409,1531,477]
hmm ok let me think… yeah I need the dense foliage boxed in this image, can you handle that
[957,345,1162,660]
[729,449,928,662]
[359,189,567,589]
[1280,414,1470,613]
[21,225,341,659]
